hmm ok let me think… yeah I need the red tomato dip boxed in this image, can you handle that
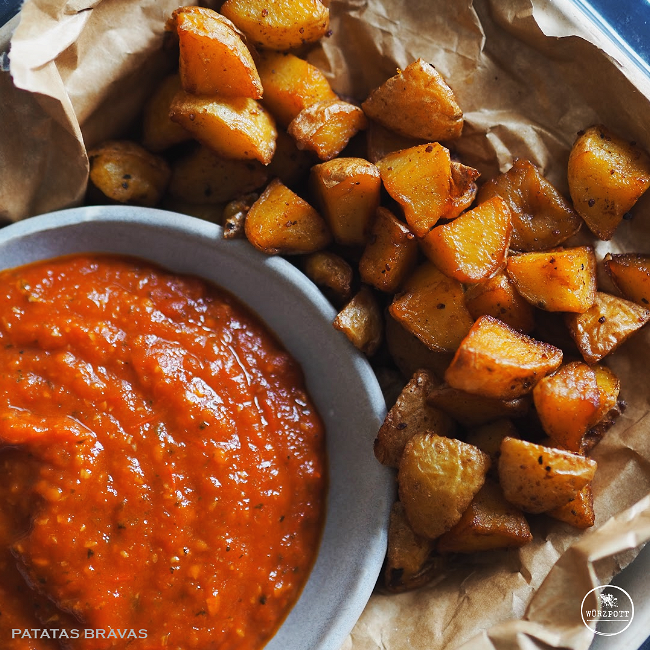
[0,254,327,650]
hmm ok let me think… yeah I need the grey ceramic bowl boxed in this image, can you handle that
[0,205,393,650]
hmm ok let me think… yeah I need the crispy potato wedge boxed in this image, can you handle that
[568,125,650,240]
[383,501,444,593]
[359,207,419,293]
[445,315,563,399]
[398,433,490,539]
[362,59,463,142]
[477,158,582,251]
[366,120,426,163]
[168,145,268,204]
[375,369,455,468]
[464,271,535,333]
[303,251,353,305]
[141,73,192,152]
[169,92,277,165]
[257,51,337,127]
[220,0,330,50]
[420,196,512,283]
[389,262,475,353]
[603,253,650,307]
[88,140,170,207]
[221,193,258,239]
[333,285,383,356]
[169,6,262,98]
[427,385,531,428]
[565,291,650,364]
[449,161,481,215]
[532,361,600,452]
[244,178,331,254]
[288,99,368,161]
[505,246,597,313]
[498,437,597,513]
[310,157,381,245]
[592,364,621,427]
[465,419,520,470]
[547,484,595,529]
[437,479,532,554]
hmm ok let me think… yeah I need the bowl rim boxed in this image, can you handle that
[0,205,393,650]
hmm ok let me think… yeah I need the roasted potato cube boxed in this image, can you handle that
[398,433,490,539]
[376,143,455,237]
[568,125,650,240]
[385,313,455,380]
[477,158,582,251]
[591,364,621,427]
[244,178,331,254]
[547,484,595,529]
[506,246,597,313]
[427,385,531,428]
[366,120,425,163]
[375,369,455,468]
[362,59,463,142]
[169,92,277,165]
[437,479,532,554]
[532,361,600,451]
[220,0,330,51]
[310,157,381,245]
[168,145,268,204]
[359,207,419,293]
[257,51,337,127]
[603,253,650,307]
[169,6,262,98]
[464,271,535,334]
[288,99,368,161]
[389,262,474,353]
[88,140,170,207]
[384,501,443,593]
[445,315,563,399]
[449,161,480,215]
[498,437,597,513]
[303,251,353,304]
[221,193,258,239]
[141,73,192,152]
[333,285,383,356]
[565,291,650,364]
[465,419,520,469]
[420,196,512,283]
[267,130,316,188]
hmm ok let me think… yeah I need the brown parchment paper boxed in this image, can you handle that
[4,0,650,648]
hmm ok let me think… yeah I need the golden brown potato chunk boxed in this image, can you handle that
[568,125,650,240]
[310,157,381,245]
[533,361,600,452]
[420,196,512,283]
[375,369,455,468]
[169,6,262,98]
[384,501,443,593]
[603,253,650,307]
[547,484,595,529]
[565,291,650,364]
[221,193,258,239]
[88,140,170,207]
[170,92,277,165]
[464,271,535,334]
[398,433,490,539]
[359,207,419,293]
[244,178,331,254]
[221,0,330,50]
[288,99,368,161]
[591,364,621,428]
[257,51,337,127]
[168,145,268,204]
[362,59,463,142]
[333,285,383,356]
[498,437,597,513]
[505,246,597,313]
[436,479,532,554]
[141,74,192,152]
[389,262,474,353]
[477,158,582,251]
[445,315,563,399]
[303,251,353,305]
[465,419,520,470]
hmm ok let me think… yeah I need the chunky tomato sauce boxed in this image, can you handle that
[0,254,326,650]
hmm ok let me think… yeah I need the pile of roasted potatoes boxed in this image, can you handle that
[85,0,650,594]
